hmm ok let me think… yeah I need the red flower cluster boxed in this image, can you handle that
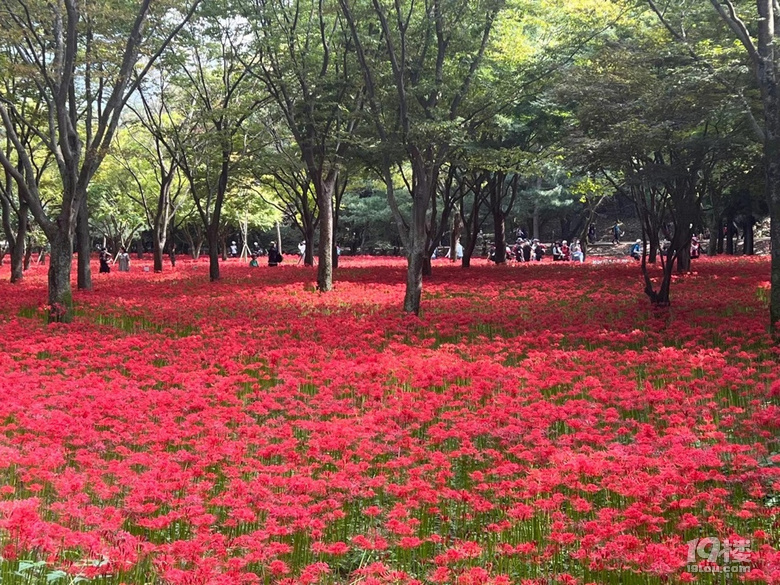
[0,255,777,584]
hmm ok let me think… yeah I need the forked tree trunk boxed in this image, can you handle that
[76,196,92,290]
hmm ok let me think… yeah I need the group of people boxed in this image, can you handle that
[98,246,130,273]
[488,238,585,262]
[488,238,583,263]
[629,235,702,260]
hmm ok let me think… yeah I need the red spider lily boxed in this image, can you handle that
[0,256,777,583]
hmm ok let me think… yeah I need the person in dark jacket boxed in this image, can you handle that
[99,248,111,273]
[268,242,282,267]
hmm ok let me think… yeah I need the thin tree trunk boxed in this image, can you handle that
[726,214,735,254]
[461,193,482,268]
[532,198,540,240]
[9,205,27,283]
[76,196,92,290]
[766,130,780,336]
[9,212,26,282]
[450,213,462,262]
[23,237,32,270]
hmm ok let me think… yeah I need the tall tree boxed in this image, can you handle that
[243,0,361,291]
[164,10,260,282]
[125,80,191,273]
[338,0,502,313]
[645,0,780,334]
[0,0,200,321]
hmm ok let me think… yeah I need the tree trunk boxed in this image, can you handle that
[461,193,481,268]
[208,227,220,281]
[743,215,754,255]
[7,201,28,283]
[304,224,315,266]
[48,228,75,322]
[677,242,691,272]
[10,244,24,282]
[405,225,426,314]
[726,214,735,254]
[153,237,165,273]
[771,188,780,336]
[316,171,336,292]
[450,213,462,262]
[493,211,506,264]
[23,237,32,270]
[76,196,92,290]
[708,211,720,255]
[648,227,660,263]
[136,238,144,259]
[404,186,430,314]
[9,209,27,283]
[422,255,432,276]
[766,130,780,337]
[532,199,540,240]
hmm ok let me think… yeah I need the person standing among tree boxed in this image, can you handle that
[297,241,306,265]
[571,239,584,263]
[612,221,623,244]
[99,248,111,273]
[268,242,282,267]
[116,247,130,272]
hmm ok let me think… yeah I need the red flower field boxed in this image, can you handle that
[0,256,777,584]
